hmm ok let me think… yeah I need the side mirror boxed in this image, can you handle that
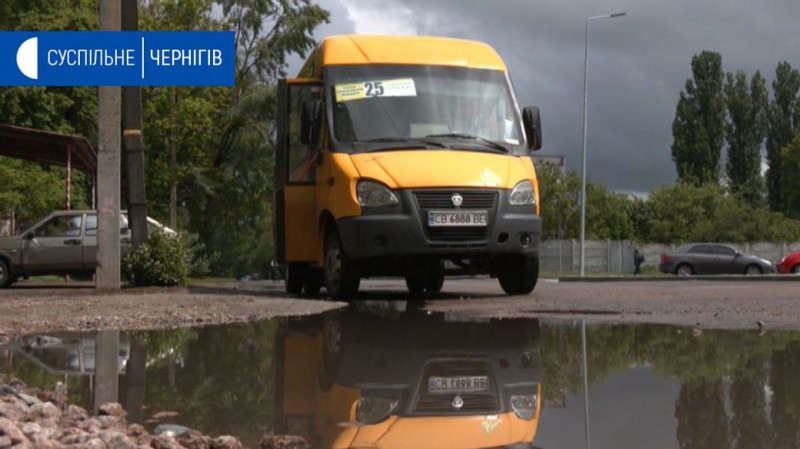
[24,233,34,240]
[300,99,322,146]
[522,106,542,150]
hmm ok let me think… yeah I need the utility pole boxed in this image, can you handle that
[96,0,122,289]
[122,0,148,245]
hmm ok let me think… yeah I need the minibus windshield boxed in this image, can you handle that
[326,65,524,154]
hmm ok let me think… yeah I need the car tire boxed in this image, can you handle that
[498,254,539,295]
[0,259,10,288]
[405,274,426,295]
[285,263,305,295]
[324,229,360,300]
[676,263,693,277]
[792,265,800,275]
[744,264,762,275]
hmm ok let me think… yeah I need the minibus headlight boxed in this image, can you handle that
[357,180,399,207]
[355,397,399,424]
[509,180,536,206]
[510,394,538,420]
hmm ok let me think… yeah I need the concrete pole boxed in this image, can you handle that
[96,0,122,289]
[94,330,120,412]
[65,146,71,210]
[122,0,149,246]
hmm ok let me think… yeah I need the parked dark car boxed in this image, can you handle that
[659,243,774,276]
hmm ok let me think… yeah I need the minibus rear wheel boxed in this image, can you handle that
[324,229,360,300]
[285,263,305,295]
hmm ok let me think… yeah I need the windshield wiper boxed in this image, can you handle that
[424,133,509,153]
[358,137,448,151]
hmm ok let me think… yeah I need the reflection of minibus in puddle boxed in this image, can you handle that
[274,310,542,449]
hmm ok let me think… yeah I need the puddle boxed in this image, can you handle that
[2,303,799,448]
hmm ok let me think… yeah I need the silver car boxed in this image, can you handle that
[658,243,774,276]
[0,210,131,287]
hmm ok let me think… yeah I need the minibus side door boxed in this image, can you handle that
[275,79,323,267]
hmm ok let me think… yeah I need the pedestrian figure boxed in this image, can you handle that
[633,248,645,276]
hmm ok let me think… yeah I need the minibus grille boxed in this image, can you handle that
[414,392,498,413]
[414,191,498,209]
[414,190,498,243]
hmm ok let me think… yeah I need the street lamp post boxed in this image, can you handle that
[579,12,626,277]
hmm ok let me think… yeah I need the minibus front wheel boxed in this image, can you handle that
[324,229,361,300]
[497,254,539,295]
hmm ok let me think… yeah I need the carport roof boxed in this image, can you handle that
[0,124,96,173]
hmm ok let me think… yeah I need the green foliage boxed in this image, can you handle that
[0,0,97,224]
[766,62,800,213]
[122,230,190,286]
[642,181,800,243]
[0,157,90,226]
[537,168,578,239]
[0,0,98,140]
[537,169,632,240]
[780,134,800,219]
[585,182,634,240]
[671,51,726,185]
[724,70,768,204]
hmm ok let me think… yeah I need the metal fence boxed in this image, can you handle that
[540,239,800,274]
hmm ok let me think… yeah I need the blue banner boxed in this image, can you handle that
[0,31,235,86]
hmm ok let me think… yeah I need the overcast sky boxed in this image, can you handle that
[286,0,800,194]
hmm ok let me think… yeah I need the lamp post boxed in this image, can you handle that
[579,12,626,277]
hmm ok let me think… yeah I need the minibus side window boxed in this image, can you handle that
[288,85,323,184]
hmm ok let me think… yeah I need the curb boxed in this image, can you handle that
[556,274,799,282]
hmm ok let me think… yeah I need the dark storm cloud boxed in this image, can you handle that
[293,0,800,193]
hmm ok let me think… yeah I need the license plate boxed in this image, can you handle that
[428,376,489,392]
[428,211,488,227]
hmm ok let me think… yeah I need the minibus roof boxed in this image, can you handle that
[317,35,508,71]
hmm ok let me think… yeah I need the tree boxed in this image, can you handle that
[0,157,90,226]
[537,169,633,240]
[724,70,768,204]
[779,134,800,219]
[671,51,726,185]
[585,183,634,240]
[0,1,97,224]
[766,62,800,213]
[641,181,800,243]
[138,0,329,278]
[537,168,578,240]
